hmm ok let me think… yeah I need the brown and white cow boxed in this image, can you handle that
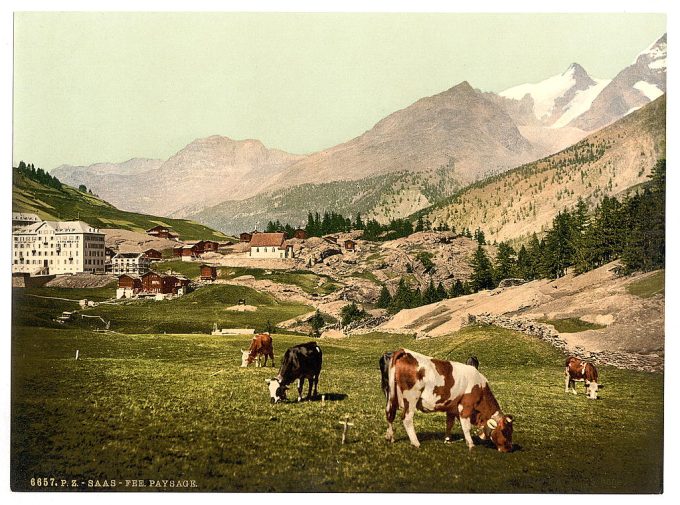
[384,348,514,452]
[241,333,275,368]
[564,356,601,400]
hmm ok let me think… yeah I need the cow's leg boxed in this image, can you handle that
[459,416,475,450]
[263,354,268,367]
[458,404,475,450]
[312,373,319,397]
[564,371,570,393]
[297,378,304,402]
[306,375,313,399]
[270,352,275,367]
[402,399,420,448]
[444,412,457,443]
[385,394,397,443]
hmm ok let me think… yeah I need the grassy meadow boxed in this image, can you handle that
[11,282,664,493]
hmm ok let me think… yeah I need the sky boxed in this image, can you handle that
[13,12,666,170]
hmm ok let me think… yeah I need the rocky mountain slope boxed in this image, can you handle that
[190,166,460,233]
[265,81,543,191]
[53,137,304,217]
[421,95,665,243]
[376,262,663,369]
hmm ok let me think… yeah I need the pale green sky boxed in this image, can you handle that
[13,12,666,170]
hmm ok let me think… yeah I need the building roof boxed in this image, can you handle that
[113,252,145,259]
[249,232,285,248]
[146,225,170,233]
[12,220,102,235]
[12,212,40,222]
[118,274,141,280]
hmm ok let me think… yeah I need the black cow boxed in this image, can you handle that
[266,342,322,403]
[466,356,480,369]
[379,351,393,400]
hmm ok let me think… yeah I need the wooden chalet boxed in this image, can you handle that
[239,232,252,243]
[143,248,162,261]
[146,225,178,240]
[140,271,190,294]
[202,240,219,253]
[344,239,357,251]
[118,274,142,291]
[200,264,218,281]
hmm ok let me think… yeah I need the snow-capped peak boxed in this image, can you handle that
[500,63,603,126]
[636,33,666,70]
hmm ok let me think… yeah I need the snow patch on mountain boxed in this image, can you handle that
[633,81,664,101]
[551,78,611,128]
[500,68,577,121]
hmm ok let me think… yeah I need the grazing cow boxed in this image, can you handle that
[466,356,480,369]
[564,356,601,400]
[241,333,275,368]
[384,348,514,452]
[266,342,322,403]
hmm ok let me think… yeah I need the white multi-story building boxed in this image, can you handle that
[12,220,106,275]
[111,252,152,276]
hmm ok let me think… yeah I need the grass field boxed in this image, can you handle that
[219,267,341,296]
[12,170,229,241]
[539,317,606,333]
[11,290,664,493]
[627,270,665,298]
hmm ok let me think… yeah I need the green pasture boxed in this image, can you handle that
[11,296,663,492]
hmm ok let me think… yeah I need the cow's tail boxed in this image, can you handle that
[386,349,407,423]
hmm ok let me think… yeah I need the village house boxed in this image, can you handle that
[143,248,163,261]
[239,232,253,243]
[200,264,218,281]
[248,232,294,259]
[111,252,152,276]
[12,219,106,276]
[140,271,190,296]
[146,225,178,240]
[344,239,357,251]
[116,274,142,299]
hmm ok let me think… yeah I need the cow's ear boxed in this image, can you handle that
[487,418,498,429]
[505,415,514,424]
[598,384,605,389]
[265,379,270,384]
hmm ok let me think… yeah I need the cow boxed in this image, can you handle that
[466,356,480,369]
[241,333,275,368]
[266,342,322,403]
[384,348,514,452]
[564,356,602,400]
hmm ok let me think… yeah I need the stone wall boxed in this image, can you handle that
[467,313,663,373]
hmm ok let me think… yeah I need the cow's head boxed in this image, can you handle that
[265,378,288,403]
[585,380,600,400]
[240,349,251,368]
[487,415,514,453]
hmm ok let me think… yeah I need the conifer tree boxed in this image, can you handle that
[469,245,494,291]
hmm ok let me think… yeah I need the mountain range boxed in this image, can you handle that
[50,34,666,237]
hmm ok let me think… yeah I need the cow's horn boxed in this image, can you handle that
[265,379,270,384]
[505,415,513,424]
[487,418,498,429]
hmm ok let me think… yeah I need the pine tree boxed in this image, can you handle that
[469,245,494,291]
[436,282,448,301]
[423,279,437,305]
[376,285,392,308]
[309,310,325,338]
[494,242,517,283]
[449,279,465,298]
